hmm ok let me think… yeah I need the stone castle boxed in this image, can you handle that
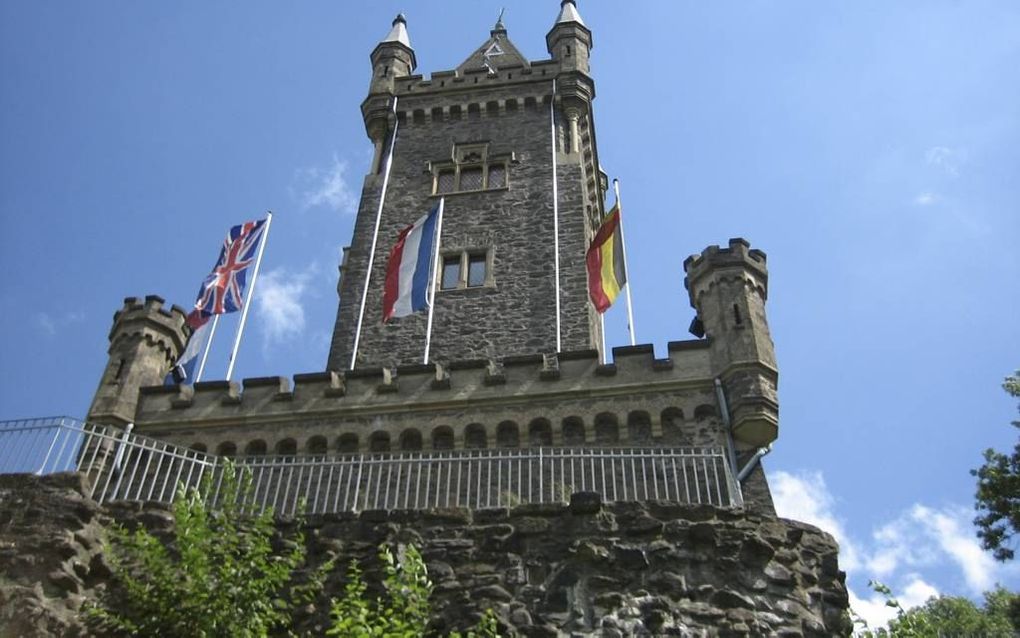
[0,3,851,635]
[86,4,778,510]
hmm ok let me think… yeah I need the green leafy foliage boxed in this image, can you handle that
[86,462,328,637]
[855,581,1019,637]
[972,370,1020,561]
[327,544,500,638]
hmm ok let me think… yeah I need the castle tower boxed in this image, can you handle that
[87,295,190,427]
[684,238,779,447]
[327,3,608,370]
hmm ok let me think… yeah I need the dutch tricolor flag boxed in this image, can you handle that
[382,201,442,322]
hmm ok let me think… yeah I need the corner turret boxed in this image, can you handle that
[684,239,778,446]
[87,295,190,427]
[546,0,592,75]
[363,14,416,174]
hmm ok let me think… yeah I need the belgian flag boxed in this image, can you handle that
[585,204,628,314]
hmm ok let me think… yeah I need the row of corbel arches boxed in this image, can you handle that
[190,405,719,458]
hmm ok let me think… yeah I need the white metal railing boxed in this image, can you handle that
[0,417,742,513]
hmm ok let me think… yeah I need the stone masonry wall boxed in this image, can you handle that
[328,81,598,370]
[0,473,849,637]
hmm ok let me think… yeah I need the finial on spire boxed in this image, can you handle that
[492,7,507,34]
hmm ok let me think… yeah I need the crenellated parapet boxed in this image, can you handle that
[87,295,191,427]
[684,239,778,447]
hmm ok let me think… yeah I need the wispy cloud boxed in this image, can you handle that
[913,192,939,206]
[925,146,965,177]
[256,266,316,348]
[771,469,1017,630]
[35,310,84,336]
[292,154,357,213]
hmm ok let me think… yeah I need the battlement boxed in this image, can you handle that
[137,341,713,427]
[683,238,769,305]
[109,295,191,350]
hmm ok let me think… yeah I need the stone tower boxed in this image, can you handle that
[684,239,779,447]
[327,0,608,370]
[86,295,190,427]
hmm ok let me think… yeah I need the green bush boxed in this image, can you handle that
[86,462,328,637]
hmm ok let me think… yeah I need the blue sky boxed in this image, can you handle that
[1,1,1017,626]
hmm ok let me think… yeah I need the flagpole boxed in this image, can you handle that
[550,79,562,352]
[423,198,445,364]
[195,313,219,383]
[599,313,607,365]
[351,97,399,370]
[225,211,273,381]
[613,179,637,346]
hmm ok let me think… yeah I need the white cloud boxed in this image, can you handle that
[771,470,862,571]
[850,575,939,632]
[293,154,357,213]
[36,312,56,335]
[35,310,84,336]
[925,146,964,177]
[913,192,938,206]
[770,469,1018,631]
[256,267,315,347]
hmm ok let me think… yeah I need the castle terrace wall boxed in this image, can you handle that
[0,473,850,637]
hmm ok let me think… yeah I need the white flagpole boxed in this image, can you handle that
[194,313,219,383]
[423,198,445,364]
[599,313,607,365]
[225,212,273,382]
[550,79,562,352]
[351,97,399,370]
[613,179,637,346]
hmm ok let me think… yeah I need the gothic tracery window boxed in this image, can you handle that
[431,143,511,194]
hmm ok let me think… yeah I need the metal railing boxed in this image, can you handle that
[0,417,742,513]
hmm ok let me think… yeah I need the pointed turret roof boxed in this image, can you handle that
[554,0,586,28]
[381,13,412,48]
[456,14,530,73]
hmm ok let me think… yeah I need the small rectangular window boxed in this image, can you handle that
[436,170,455,194]
[441,256,460,290]
[467,254,487,287]
[488,164,506,189]
[459,167,483,191]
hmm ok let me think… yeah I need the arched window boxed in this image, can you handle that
[276,438,297,456]
[661,407,685,444]
[432,426,454,450]
[337,433,359,454]
[694,404,717,420]
[628,411,653,444]
[245,440,267,456]
[464,423,487,449]
[528,418,552,446]
[369,431,391,453]
[594,413,619,444]
[562,417,586,446]
[307,435,328,455]
[399,429,423,451]
[217,441,237,457]
[496,421,520,448]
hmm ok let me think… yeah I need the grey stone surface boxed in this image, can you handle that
[0,474,852,637]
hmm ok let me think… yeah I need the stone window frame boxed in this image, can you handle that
[438,247,495,291]
[431,142,511,195]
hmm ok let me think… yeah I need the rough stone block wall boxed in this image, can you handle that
[0,474,849,637]
[328,89,596,370]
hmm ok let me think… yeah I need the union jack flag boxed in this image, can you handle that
[194,218,267,316]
